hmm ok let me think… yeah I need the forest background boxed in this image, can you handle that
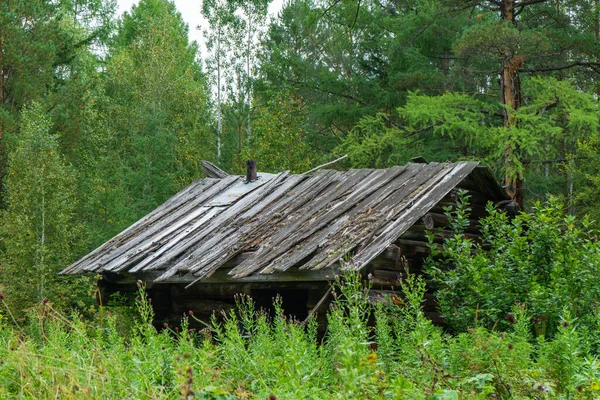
[2,0,600,316]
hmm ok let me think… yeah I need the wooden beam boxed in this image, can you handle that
[101,264,341,285]
[301,287,332,326]
[201,160,229,179]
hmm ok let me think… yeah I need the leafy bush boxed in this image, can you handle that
[426,194,600,339]
[1,271,600,398]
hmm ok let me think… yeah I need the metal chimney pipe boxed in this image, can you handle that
[245,160,257,183]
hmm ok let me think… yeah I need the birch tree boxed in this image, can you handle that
[0,104,87,316]
[201,0,239,163]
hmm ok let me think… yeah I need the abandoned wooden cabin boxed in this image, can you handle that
[61,160,510,327]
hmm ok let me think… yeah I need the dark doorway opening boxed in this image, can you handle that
[251,288,309,321]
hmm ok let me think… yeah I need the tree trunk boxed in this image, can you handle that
[500,0,524,208]
[217,29,222,163]
[246,5,252,143]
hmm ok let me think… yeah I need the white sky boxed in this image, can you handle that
[116,0,284,57]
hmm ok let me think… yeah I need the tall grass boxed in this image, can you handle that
[1,274,600,399]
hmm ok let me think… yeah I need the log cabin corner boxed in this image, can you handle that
[61,160,511,328]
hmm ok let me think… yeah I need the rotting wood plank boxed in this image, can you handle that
[62,178,215,274]
[302,164,457,272]
[229,166,408,279]
[225,172,390,277]
[157,172,334,283]
[301,287,332,326]
[296,163,447,271]
[82,176,241,273]
[201,160,228,178]
[259,164,424,274]
[296,163,437,270]
[64,177,237,274]
[125,207,223,273]
[100,206,217,273]
[145,171,290,279]
[104,264,341,285]
[259,169,372,250]
[149,171,296,281]
[173,170,346,280]
[251,169,374,274]
[119,174,279,272]
[350,162,477,269]
[366,163,449,219]
[146,174,306,277]
[259,215,351,274]
[343,163,425,220]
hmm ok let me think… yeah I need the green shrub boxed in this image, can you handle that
[1,270,600,398]
[426,194,600,338]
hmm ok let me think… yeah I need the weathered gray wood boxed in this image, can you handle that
[149,171,292,281]
[259,215,350,275]
[101,206,218,273]
[351,162,477,268]
[301,287,332,326]
[173,170,346,282]
[296,163,447,271]
[230,166,408,278]
[160,174,306,271]
[125,207,223,273]
[65,161,504,293]
[201,160,229,178]
[86,176,241,272]
[104,265,341,285]
[255,169,378,274]
[161,172,332,283]
[62,177,232,274]
[421,214,434,230]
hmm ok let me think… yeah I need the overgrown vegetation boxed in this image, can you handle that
[426,193,600,339]
[2,271,600,399]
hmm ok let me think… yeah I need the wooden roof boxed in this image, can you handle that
[62,162,506,286]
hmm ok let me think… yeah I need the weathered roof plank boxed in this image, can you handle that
[229,167,407,278]
[63,177,237,274]
[148,171,290,279]
[350,162,477,268]
[62,161,501,284]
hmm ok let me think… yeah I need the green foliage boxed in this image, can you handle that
[0,104,90,317]
[426,194,600,338]
[340,77,600,192]
[3,270,600,398]
[102,0,212,229]
[243,91,317,173]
